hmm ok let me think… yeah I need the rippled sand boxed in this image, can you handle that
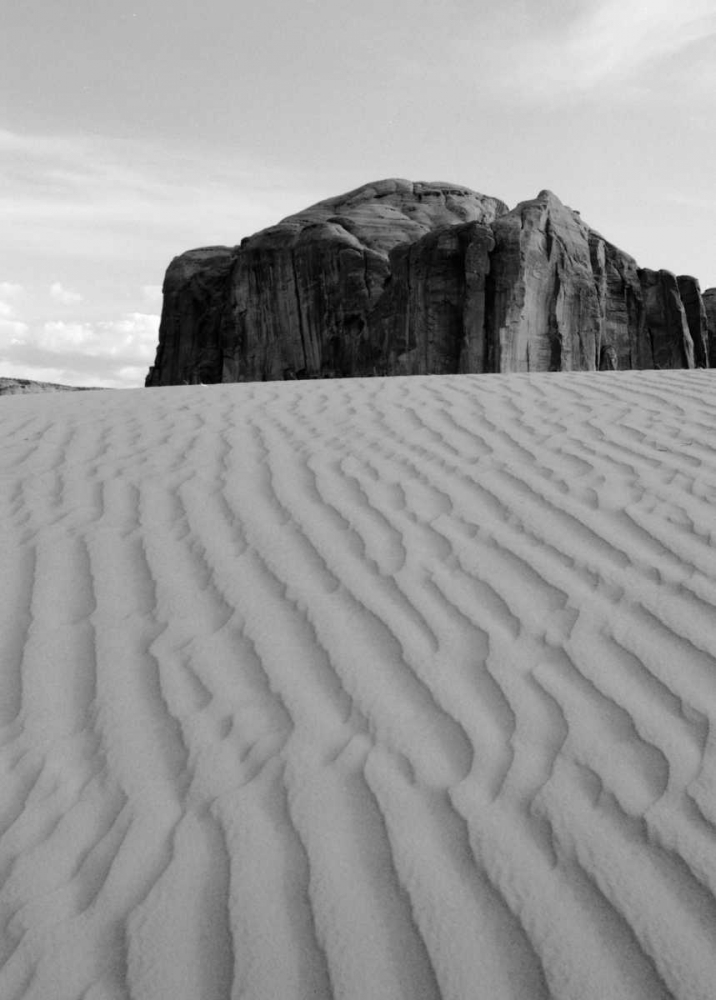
[1,370,716,1000]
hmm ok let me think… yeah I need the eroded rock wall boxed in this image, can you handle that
[369,221,495,375]
[146,179,711,385]
[704,288,716,369]
[678,276,710,368]
[146,247,236,386]
[588,234,647,370]
[638,269,694,370]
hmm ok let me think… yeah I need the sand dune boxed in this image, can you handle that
[1,369,716,1000]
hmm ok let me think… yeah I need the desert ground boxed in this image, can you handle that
[1,370,716,1000]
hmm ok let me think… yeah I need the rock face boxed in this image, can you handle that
[145,247,235,386]
[147,180,507,385]
[369,221,495,375]
[699,286,716,369]
[146,179,712,385]
[638,270,695,370]
[588,231,647,371]
[487,191,600,372]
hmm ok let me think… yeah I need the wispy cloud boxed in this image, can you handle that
[0,129,326,261]
[563,0,716,88]
[449,0,716,104]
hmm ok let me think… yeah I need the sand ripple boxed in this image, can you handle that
[1,370,716,999]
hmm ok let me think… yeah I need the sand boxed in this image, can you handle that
[1,369,716,1000]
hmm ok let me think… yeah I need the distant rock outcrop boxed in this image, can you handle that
[146,179,712,385]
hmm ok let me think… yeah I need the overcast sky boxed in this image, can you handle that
[2,0,715,387]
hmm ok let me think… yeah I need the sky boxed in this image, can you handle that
[1,0,715,387]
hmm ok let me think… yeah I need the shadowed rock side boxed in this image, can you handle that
[678,276,712,368]
[587,232,647,370]
[704,288,716,368]
[146,180,711,384]
[146,247,236,386]
[147,180,508,385]
[369,222,495,375]
[638,270,695,370]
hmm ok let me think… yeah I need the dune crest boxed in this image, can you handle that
[2,370,716,999]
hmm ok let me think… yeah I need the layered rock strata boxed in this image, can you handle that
[146,180,712,385]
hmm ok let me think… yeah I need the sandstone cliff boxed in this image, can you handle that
[147,180,507,385]
[146,179,711,385]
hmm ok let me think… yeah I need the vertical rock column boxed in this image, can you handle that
[703,288,716,369]
[677,276,710,368]
[588,234,646,370]
[638,270,695,369]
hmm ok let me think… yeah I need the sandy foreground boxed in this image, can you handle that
[1,370,716,1000]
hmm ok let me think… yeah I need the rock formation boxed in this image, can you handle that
[147,180,507,385]
[146,179,712,385]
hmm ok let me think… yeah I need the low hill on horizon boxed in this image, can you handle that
[0,376,100,396]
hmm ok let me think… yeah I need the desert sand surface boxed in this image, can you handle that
[1,369,716,1000]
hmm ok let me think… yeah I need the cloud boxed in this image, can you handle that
[0,127,330,387]
[50,281,83,304]
[448,0,716,104]
[0,317,30,341]
[0,128,326,263]
[39,313,159,359]
[1,310,159,388]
